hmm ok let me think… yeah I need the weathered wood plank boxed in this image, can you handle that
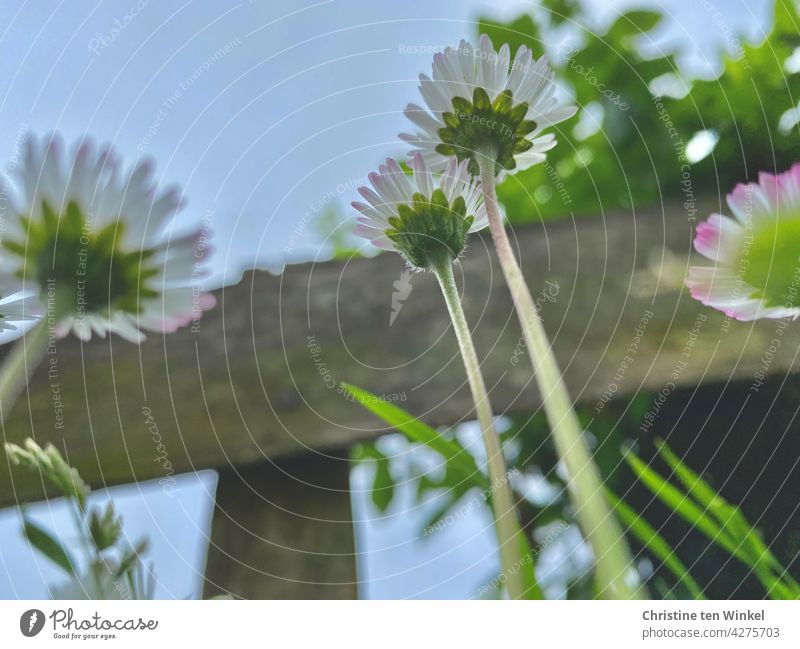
[2,199,797,505]
[202,452,357,599]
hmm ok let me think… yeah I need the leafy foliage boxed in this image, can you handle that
[344,383,488,492]
[479,1,800,223]
[5,439,153,600]
[343,383,542,598]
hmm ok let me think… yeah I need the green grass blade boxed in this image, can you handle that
[607,490,704,599]
[629,448,799,599]
[656,440,760,557]
[625,452,732,550]
[515,527,542,599]
[656,441,800,597]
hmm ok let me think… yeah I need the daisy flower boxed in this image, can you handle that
[401,38,636,595]
[1,133,215,342]
[686,163,800,321]
[401,34,577,176]
[351,153,531,596]
[352,153,487,270]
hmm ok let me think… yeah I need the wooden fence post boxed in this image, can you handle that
[203,451,358,599]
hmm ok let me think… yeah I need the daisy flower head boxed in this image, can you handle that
[0,133,216,342]
[401,34,577,177]
[352,154,487,271]
[686,163,800,321]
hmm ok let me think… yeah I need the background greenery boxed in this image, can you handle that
[486,0,800,223]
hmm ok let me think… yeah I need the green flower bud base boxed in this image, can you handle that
[386,189,473,271]
[436,87,536,175]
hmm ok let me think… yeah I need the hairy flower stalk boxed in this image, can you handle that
[354,154,532,598]
[478,154,637,598]
[433,258,527,599]
[403,34,638,597]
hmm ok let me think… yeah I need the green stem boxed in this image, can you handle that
[477,155,640,599]
[433,259,527,599]
[0,322,50,424]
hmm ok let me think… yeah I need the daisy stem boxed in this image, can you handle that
[432,259,529,600]
[477,155,639,599]
[0,322,49,424]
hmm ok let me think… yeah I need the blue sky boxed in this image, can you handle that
[0,0,772,599]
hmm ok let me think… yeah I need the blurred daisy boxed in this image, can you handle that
[401,34,577,176]
[1,133,215,342]
[352,154,487,270]
[687,163,800,320]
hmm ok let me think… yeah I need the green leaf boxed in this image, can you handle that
[352,443,397,513]
[342,383,489,491]
[343,383,542,598]
[610,10,662,36]
[607,490,704,599]
[371,451,395,513]
[88,503,122,551]
[477,15,542,61]
[23,518,76,575]
[117,539,149,579]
